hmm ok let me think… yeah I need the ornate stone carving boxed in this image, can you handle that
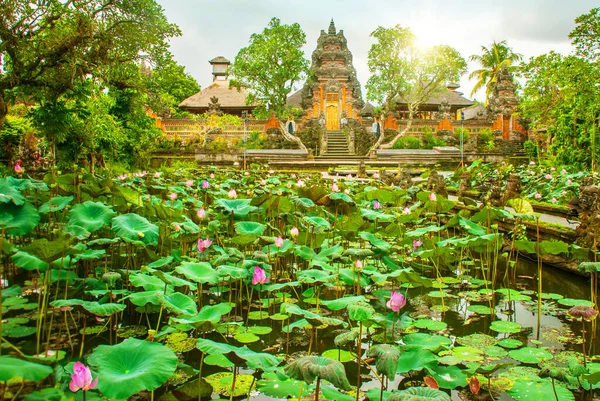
[502,173,522,205]
[575,183,600,249]
[433,100,452,122]
[207,96,223,116]
[487,68,518,120]
[458,171,471,198]
[427,170,448,198]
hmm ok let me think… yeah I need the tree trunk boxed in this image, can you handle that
[379,118,413,149]
[278,121,307,151]
[0,93,8,131]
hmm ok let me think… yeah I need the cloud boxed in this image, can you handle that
[157,0,597,103]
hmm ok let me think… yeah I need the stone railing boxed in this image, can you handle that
[162,118,268,142]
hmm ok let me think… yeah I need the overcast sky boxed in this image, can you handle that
[156,0,596,102]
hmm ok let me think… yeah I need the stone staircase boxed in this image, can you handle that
[321,130,353,158]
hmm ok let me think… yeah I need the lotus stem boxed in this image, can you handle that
[229,366,237,401]
[11,381,24,401]
[79,318,87,358]
[356,321,363,401]
[550,377,559,401]
[315,376,321,401]
[380,373,385,401]
[582,318,587,368]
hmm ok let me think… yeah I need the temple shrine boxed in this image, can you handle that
[289,20,365,130]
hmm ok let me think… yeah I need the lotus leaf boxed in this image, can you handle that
[509,347,553,364]
[0,178,25,205]
[396,347,438,373]
[401,333,452,352]
[285,355,352,390]
[0,356,53,382]
[425,365,467,389]
[507,377,574,401]
[367,344,400,379]
[387,387,451,401]
[490,320,522,333]
[112,213,159,245]
[68,201,117,233]
[257,370,315,398]
[88,338,177,399]
[38,195,73,214]
[0,201,40,235]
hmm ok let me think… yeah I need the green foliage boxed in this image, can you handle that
[285,355,352,390]
[229,18,310,118]
[523,140,539,159]
[468,40,523,99]
[0,114,32,160]
[454,127,470,143]
[366,25,467,116]
[392,135,421,149]
[240,131,268,150]
[422,129,447,149]
[145,59,200,117]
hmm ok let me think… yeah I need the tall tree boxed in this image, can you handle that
[0,0,180,129]
[228,17,309,149]
[468,40,523,100]
[144,58,200,117]
[569,7,600,62]
[366,25,467,150]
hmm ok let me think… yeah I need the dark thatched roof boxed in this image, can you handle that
[286,89,303,108]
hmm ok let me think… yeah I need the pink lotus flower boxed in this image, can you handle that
[567,179,572,185]
[561,169,567,174]
[429,193,437,202]
[413,240,423,250]
[154,172,161,178]
[373,200,382,210]
[197,238,213,252]
[252,266,269,285]
[530,161,536,165]
[228,189,237,199]
[403,207,411,214]
[545,174,552,179]
[69,362,98,393]
[185,179,194,187]
[534,193,542,199]
[386,291,406,312]
[344,189,351,195]
[201,180,210,189]
[331,182,339,192]
[234,161,240,166]
[14,160,23,174]
[260,179,267,186]
[290,226,299,237]
[169,193,177,200]
[373,172,380,179]
[197,208,206,220]
[296,179,306,187]
[275,236,284,248]
[210,173,215,179]
[244,171,250,176]
[355,260,363,269]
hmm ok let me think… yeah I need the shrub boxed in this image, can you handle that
[207,136,229,153]
[422,130,447,149]
[393,135,421,149]
[454,127,470,143]
[523,140,538,159]
[478,128,494,143]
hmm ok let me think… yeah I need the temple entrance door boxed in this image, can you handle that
[325,93,339,130]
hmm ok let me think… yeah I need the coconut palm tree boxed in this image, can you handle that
[468,40,523,100]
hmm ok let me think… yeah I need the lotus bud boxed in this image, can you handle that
[102,272,121,287]
[137,231,144,238]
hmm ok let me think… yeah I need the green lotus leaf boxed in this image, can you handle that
[214,198,257,218]
[50,299,126,316]
[539,240,569,256]
[175,262,219,284]
[348,301,375,322]
[302,215,331,230]
[490,320,522,333]
[414,319,447,331]
[321,296,367,311]
[38,195,73,214]
[234,332,260,343]
[157,292,197,316]
[467,304,496,315]
[129,273,168,291]
[498,338,524,349]
[0,201,40,235]
[322,348,357,363]
[294,197,316,208]
[396,347,438,373]
[509,347,553,364]
[484,345,509,358]
[248,326,272,335]
[89,338,177,400]
[359,231,392,253]
[456,333,498,348]
[507,377,574,401]
[360,208,395,222]
[368,344,401,379]
[387,386,451,401]
[11,251,48,271]
[578,262,600,273]
[23,388,70,401]
[426,365,467,389]
[451,346,484,362]
[235,221,266,236]
[0,178,25,206]
[257,370,315,399]
[217,265,248,280]
[204,353,234,367]
[329,192,354,203]
[68,201,117,233]
[507,198,534,215]
[285,355,352,390]
[321,384,355,401]
[112,213,158,246]
[401,333,452,352]
[557,298,594,307]
[0,356,53,382]
[405,225,444,237]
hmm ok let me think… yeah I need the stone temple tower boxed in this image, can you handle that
[300,19,365,130]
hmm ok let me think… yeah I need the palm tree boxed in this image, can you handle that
[468,40,523,100]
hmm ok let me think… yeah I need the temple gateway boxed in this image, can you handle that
[289,20,365,130]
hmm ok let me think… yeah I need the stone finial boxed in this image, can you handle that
[328,19,336,35]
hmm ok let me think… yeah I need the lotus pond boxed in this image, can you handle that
[1,165,600,401]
